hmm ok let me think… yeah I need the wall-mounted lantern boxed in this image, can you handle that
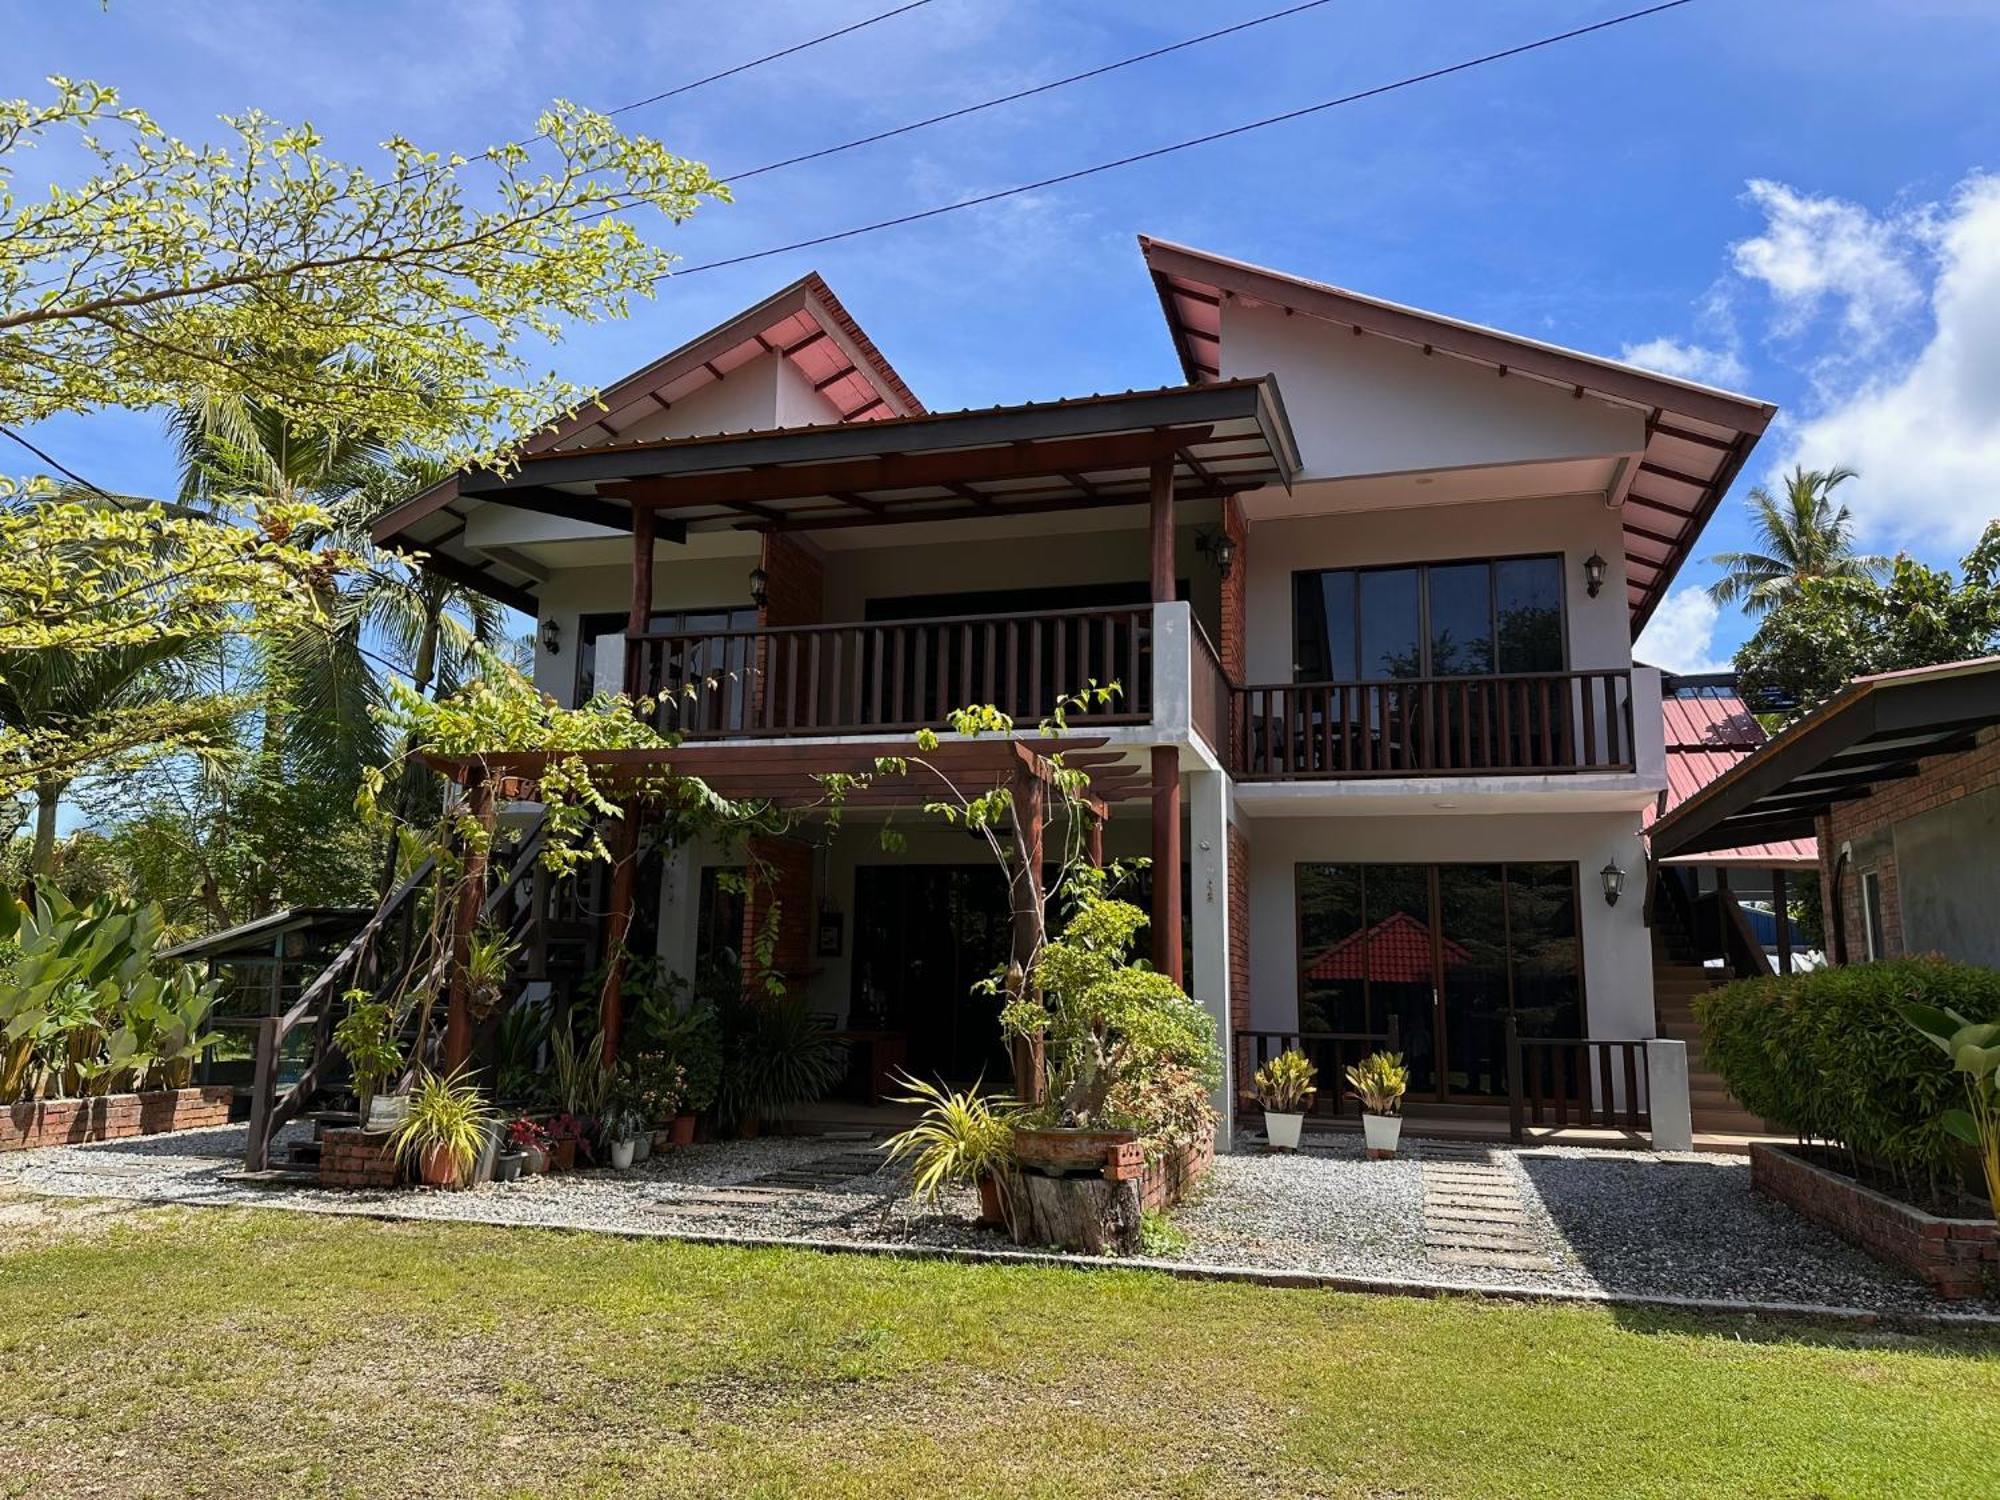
[748,565,770,610]
[539,616,561,656]
[1196,528,1237,580]
[1601,860,1626,907]
[1583,551,1608,599]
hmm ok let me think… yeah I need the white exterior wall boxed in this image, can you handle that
[1241,809,1655,1042]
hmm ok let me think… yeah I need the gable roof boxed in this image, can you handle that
[1642,683,1817,867]
[1138,236,1778,638]
[372,273,922,610]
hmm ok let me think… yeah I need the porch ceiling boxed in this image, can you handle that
[422,736,1147,820]
[440,378,1298,541]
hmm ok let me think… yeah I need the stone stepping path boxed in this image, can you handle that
[745,1149,893,1191]
[1418,1145,1554,1274]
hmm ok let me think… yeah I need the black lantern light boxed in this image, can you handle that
[1600,860,1626,907]
[1196,528,1237,580]
[539,616,561,656]
[748,565,770,610]
[1583,551,1608,599]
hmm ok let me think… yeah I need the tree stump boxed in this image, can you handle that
[1017,1171,1144,1255]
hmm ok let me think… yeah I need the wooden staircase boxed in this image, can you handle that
[1651,908,1768,1137]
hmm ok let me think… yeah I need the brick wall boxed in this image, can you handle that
[1227,822,1251,1038]
[1219,495,1249,682]
[320,1127,400,1190]
[1,1086,233,1153]
[1821,725,2000,961]
[759,532,824,627]
[741,834,815,997]
[1752,1143,1997,1300]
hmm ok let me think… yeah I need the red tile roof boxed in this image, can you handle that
[1304,911,1472,985]
[1645,690,1818,866]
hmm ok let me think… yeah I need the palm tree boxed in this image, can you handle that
[1705,465,1888,613]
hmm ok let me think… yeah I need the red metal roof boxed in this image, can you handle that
[1645,690,1818,866]
[1304,911,1471,985]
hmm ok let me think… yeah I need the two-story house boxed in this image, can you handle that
[371,240,1775,1146]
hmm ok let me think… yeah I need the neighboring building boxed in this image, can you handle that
[372,238,1779,1142]
[1650,656,2000,971]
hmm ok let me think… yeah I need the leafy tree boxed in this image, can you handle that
[2,78,724,455]
[1706,465,1888,614]
[1,75,720,830]
[1735,523,2000,720]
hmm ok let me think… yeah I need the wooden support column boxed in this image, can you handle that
[1148,450,1176,603]
[622,507,655,697]
[1150,745,1183,986]
[1087,813,1104,870]
[599,800,641,1067]
[444,768,495,1074]
[1773,869,1793,976]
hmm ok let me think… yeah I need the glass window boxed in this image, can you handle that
[1427,562,1494,676]
[1357,568,1422,681]
[1494,557,1565,673]
[1292,556,1564,683]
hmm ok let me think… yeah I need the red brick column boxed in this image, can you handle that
[1227,822,1251,1039]
[1219,495,1249,683]
[741,834,814,998]
[756,533,824,727]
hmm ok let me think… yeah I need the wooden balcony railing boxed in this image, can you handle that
[1189,617,1230,757]
[1505,1017,1651,1140]
[1233,668,1634,779]
[631,605,1154,740]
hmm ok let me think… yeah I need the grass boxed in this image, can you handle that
[0,1198,1995,1498]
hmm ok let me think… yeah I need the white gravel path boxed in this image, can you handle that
[3,1122,1992,1318]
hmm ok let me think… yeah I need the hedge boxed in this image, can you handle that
[1696,957,2000,1194]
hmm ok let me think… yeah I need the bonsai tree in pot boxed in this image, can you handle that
[882,1074,1019,1232]
[389,1067,495,1189]
[1253,1049,1316,1151]
[332,996,403,1131]
[1345,1051,1410,1160]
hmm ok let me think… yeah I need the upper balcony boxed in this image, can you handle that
[624,601,1656,794]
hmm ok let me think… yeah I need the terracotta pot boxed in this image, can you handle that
[669,1113,697,1146]
[1011,1125,1138,1177]
[737,1116,762,1141]
[550,1138,577,1172]
[975,1171,1009,1228]
[418,1144,464,1189]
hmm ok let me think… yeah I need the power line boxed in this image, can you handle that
[0,426,115,498]
[600,1,940,123]
[718,0,1340,183]
[665,0,1699,279]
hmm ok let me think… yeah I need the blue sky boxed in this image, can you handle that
[11,0,2000,673]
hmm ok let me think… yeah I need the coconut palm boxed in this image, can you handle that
[1705,465,1888,614]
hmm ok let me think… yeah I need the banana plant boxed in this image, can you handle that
[1901,1001,2000,1225]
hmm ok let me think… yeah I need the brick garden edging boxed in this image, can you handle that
[1751,1143,1998,1300]
[1,1086,233,1154]
[319,1127,400,1190]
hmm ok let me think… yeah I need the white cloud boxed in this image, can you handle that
[1730,179,1924,348]
[1781,173,2000,551]
[1619,336,1747,390]
[1636,586,1729,675]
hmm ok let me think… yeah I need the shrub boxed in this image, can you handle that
[1253,1049,1316,1113]
[1698,957,2000,1195]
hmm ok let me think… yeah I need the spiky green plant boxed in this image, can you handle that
[881,1074,1018,1220]
[388,1066,493,1188]
[1253,1049,1317,1113]
[1345,1051,1409,1118]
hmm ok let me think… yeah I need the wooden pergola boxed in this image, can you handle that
[423,736,1147,1073]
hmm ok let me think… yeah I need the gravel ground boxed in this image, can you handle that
[4,1123,1993,1318]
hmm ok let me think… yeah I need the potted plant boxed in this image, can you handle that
[464,924,517,1022]
[602,1102,645,1170]
[494,1144,527,1183]
[882,1075,1019,1230]
[388,1068,495,1189]
[1253,1049,1316,1151]
[629,1050,686,1153]
[506,1115,550,1174]
[1345,1051,1409,1159]
[545,1112,584,1171]
[332,995,403,1132]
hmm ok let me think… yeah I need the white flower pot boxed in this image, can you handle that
[1361,1112,1402,1158]
[609,1138,637,1170]
[1264,1111,1305,1151]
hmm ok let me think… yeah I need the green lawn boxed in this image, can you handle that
[0,1199,1994,1498]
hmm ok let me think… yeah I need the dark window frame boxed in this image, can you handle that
[1290,552,1570,684]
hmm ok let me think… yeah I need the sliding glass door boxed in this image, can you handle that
[1295,862,1584,1102]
